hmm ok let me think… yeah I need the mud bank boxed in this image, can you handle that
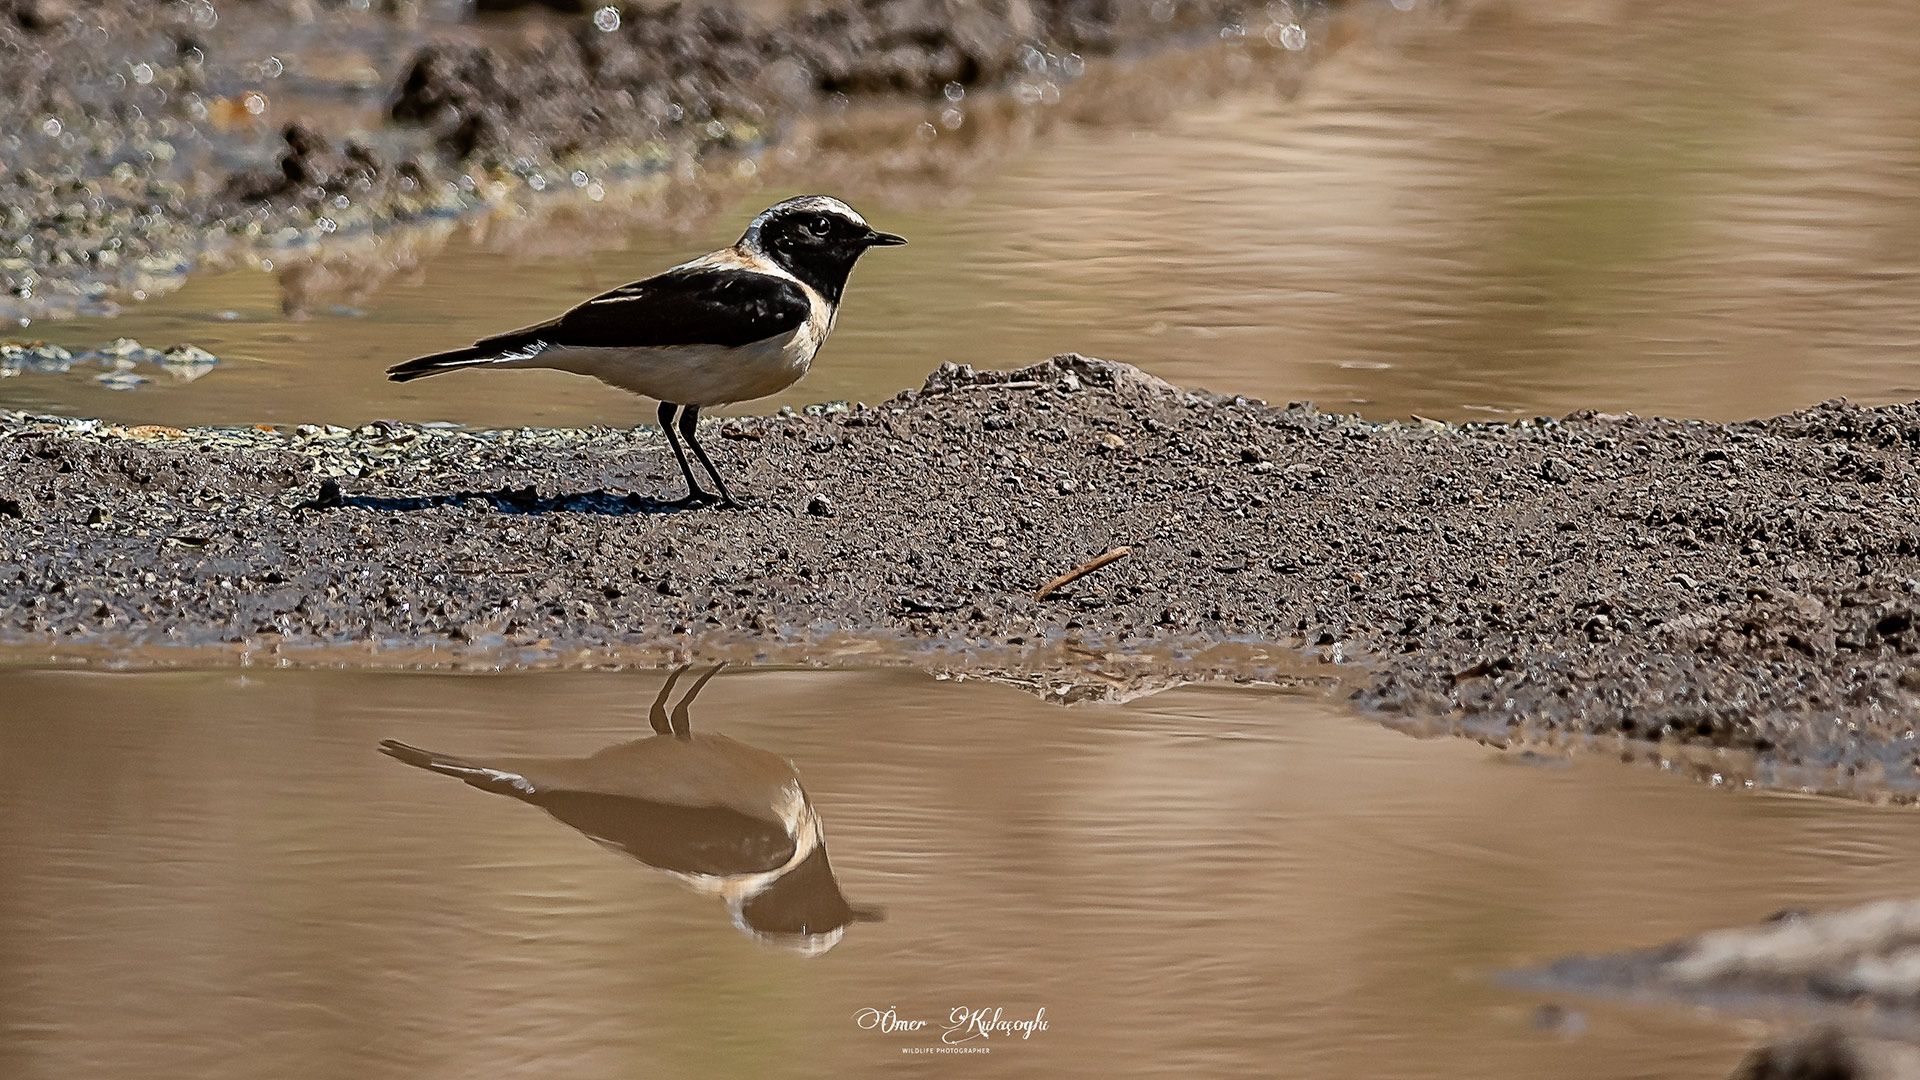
[1523,900,1920,1078]
[6,356,1920,794]
[0,0,1349,320]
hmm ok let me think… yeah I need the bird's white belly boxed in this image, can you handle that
[532,322,822,406]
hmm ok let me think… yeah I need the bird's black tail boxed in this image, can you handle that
[386,345,502,383]
[378,739,536,795]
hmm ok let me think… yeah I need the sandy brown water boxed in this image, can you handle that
[5,664,1920,1078]
[6,0,1920,1074]
[5,0,1919,429]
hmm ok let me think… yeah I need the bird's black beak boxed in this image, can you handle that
[865,230,907,247]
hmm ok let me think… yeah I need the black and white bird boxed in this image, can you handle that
[379,664,881,955]
[387,194,905,508]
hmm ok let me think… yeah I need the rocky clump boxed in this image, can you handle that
[0,0,1341,320]
[384,0,1317,160]
[4,356,1920,796]
[1524,902,1920,1077]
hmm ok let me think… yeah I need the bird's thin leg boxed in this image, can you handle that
[658,401,713,505]
[669,662,726,739]
[649,663,689,735]
[678,404,744,508]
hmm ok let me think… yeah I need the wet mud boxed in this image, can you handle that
[0,0,1346,320]
[1523,900,1920,1080]
[6,355,1920,797]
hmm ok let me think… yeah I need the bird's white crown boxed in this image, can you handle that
[741,195,869,249]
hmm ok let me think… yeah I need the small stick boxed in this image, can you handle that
[1035,546,1131,600]
[944,380,1045,392]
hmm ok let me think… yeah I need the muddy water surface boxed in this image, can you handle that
[6,0,1920,1074]
[6,0,1919,427]
[4,664,1920,1078]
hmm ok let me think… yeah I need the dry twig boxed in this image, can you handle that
[1035,546,1131,600]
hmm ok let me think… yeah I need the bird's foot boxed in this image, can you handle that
[669,488,723,509]
[714,493,760,511]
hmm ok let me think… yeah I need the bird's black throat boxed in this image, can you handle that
[761,244,866,305]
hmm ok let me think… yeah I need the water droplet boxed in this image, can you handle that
[131,63,153,85]
[735,159,757,178]
[1280,23,1307,49]
[593,5,620,31]
[704,119,725,138]
[943,81,964,102]
[940,107,964,130]
[316,217,337,233]
[527,173,547,192]
[1391,0,1416,8]
[665,102,684,122]
[1149,0,1174,21]
[570,169,590,187]
[242,91,267,115]
[261,56,283,78]
[40,117,60,136]
[586,182,605,202]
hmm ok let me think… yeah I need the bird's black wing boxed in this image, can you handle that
[475,265,812,353]
[530,791,798,876]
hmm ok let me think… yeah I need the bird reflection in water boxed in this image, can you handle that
[380,664,880,955]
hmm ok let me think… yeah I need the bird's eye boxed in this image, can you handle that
[804,215,830,237]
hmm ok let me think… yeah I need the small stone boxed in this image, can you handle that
[160,344,218,381]
[1056,478,1078,494]
[1098,432,1127,451]
[25,345,72,373]
[97,337,146,359]
[806,493,835,517]
[1240,446,1269,463]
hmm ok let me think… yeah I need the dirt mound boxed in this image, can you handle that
[5,355,1920,796]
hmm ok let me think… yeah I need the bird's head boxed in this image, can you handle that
[741,195,905,302]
